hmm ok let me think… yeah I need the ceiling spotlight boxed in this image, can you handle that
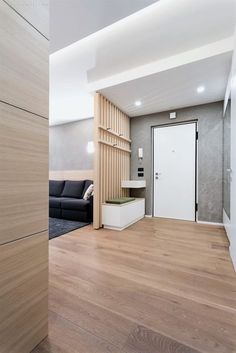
[197,86,205,93]
[135,100,142,106]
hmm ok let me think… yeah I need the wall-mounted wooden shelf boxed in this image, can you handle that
[121,180,146,188]
[99,125,131,143]
[98,139,131,153]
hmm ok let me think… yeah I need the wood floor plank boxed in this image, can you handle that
[49,264,236,353]
[51,232,229,274]
[123,325,201,353]
[49,238,236,310]
[33,311,120,353]
[49,286,135,348]
[33,218,236,353]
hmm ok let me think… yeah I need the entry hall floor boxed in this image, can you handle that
[33,217,236,353]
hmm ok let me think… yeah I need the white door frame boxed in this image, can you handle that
[151,120,198,221]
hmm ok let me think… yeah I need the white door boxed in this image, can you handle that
[153,123,196,221]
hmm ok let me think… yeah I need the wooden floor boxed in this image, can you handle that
[33,218,236,353]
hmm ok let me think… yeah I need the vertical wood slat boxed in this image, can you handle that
[94,93,101,229]
[94,93,131,229]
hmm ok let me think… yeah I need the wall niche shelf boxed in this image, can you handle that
[121,180,146,188]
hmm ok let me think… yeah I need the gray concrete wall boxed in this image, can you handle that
[130,101,224,223]
[49,118,94,171]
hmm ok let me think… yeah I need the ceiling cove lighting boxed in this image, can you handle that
[197,86,205,93]
[135,100,142,106]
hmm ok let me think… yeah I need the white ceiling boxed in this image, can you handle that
[87,0,236,83]
[50,0,158,53]
[50,0,236,125]
[101,52,232,117]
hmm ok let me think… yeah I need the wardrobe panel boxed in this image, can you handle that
[0,0,48,118]
[0,232,48,353]
[5,0,49,38]
[0,102,48,245]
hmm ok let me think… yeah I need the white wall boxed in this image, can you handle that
[224,27,236,270]
[49,118,94,171]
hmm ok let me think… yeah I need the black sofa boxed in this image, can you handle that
[49,180,93,222]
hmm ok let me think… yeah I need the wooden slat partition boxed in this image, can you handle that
[94,93,131,229]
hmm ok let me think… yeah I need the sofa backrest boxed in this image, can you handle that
[49,180,65,197]
[49,180,94,199]
[61,180,85,198]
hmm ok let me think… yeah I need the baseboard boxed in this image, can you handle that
[223,210,236,272]
[103,215,144,231]
[223,209,231,242]
[197,220,223,226]
[229,246,236,272]
[145,215,152,218]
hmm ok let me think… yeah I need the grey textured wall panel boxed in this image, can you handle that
[130,101,223,223]
[49,118,94,171]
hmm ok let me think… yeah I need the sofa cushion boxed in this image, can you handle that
[82,180,93,198]
[106,197,136,204]
[49,196,61,208]
[61,209,90,222]
[49,208,62,219]
[49,180,65,197]
[61,180,85,198]
[61,198,90,211]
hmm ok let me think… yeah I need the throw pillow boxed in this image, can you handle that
[83,184,94,200]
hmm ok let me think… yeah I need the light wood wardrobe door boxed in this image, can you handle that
[0,102,48,245]
[0,232,48,353]
[0,0,48,118]
[5,0,49,38]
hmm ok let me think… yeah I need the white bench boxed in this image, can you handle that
[102,198,145,231]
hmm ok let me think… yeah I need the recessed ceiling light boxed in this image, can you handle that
[135,100,142,106]
[197,86,205,93]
